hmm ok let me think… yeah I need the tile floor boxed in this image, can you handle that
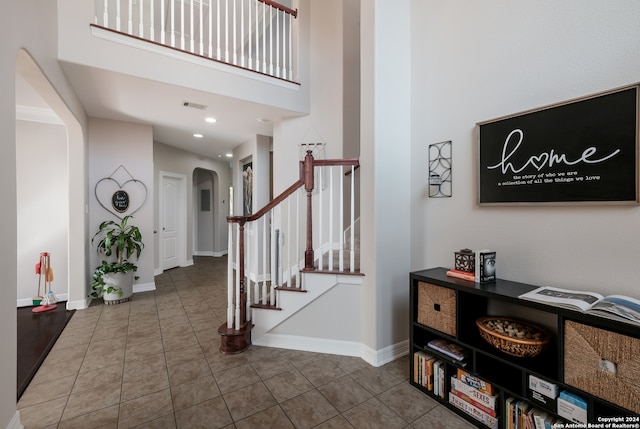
[17,256,475,429]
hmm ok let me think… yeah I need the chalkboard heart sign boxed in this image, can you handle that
[95,166,148,219]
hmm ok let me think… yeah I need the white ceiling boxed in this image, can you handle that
[17,63,302,160]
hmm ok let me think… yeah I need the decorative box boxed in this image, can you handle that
[564,320,640,413]
[454,249,475,273]
[417,282,457,336]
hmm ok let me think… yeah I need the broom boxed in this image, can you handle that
[32,254,44,305]
[32,252,57,313]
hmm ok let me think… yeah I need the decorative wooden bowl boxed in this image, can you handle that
[476,316,550,358]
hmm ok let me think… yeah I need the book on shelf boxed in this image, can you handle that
[557,391,587,424]
[433,360,445,398]
[456,368,494,395]
[427,339,470,363]
[450,378,497,417]
[519,286,640,325]
[475,249,496,283]
[449,392,499,429]
[446,269,475,281]
[450,376,497,410]
[413,351,436,391]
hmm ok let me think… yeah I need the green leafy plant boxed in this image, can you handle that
[91,215,144,298]
[90,261,137,298]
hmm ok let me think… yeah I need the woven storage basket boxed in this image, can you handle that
[564,320,640,414]
[417,282,456,336]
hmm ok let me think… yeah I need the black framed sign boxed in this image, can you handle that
[477,85,639,205]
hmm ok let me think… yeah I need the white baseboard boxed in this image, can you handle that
[252,334,409,367]
[133,281,155,293]
[17,293,69,307]
[67,297,91,310]
[7,410,24,429]
[193,251,215,257]
[361,339,409,367]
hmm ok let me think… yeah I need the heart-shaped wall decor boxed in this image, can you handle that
[94,166,148,219]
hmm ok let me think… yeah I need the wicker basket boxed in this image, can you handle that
[564,321,640,414]
[476,316,550,358]
[417,282,456,336]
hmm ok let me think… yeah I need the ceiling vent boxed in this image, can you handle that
[182,101,207,110]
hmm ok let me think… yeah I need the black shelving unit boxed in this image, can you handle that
[410,267,640,428]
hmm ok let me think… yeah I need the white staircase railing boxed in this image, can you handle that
[219,152,360,353]
[94,0,298,81]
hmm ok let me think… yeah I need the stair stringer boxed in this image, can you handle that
[250,272,362,343]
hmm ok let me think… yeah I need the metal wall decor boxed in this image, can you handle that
[95,165,148,219]
[429,141,452,197]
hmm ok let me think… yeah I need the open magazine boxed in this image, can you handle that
[519,286,640,325]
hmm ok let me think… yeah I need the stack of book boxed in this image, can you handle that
[504,398,564,429]
[446,249,496,283]
[427,339,469,366]
[448,369,498,429]
[413,351,445,399]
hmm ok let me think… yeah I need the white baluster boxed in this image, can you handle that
[240,0,245,67]
[103,0,109,27]
[262,2,266,73]
[282,192,297,287]
[235,224,241,330]
[268,5,273,76]
[180,0,185,50]
[128,0,133,34]
[116,0,121,31]
[318,166,323,270]
[328,166,334,271]
[339,165,345,271]
[189,0,194,52]
[261,216,267,305]
[227,223,234,329]
[254,1,259,71]
[216,0,221,60]
[288,13,293,79]
[139,0,145,37]
[232,0,237,65]
[161,0,165,44]
[150,0,155,41]
[208,0,213,57]
[295,189,301,289]
[224,0,229,62]
[276,9,280,77]
[170,0,175,47]
[199,0,203,55]
[350,165,355,272]
[247,0,252,70]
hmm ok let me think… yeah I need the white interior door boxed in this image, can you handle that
[161,173,185,270]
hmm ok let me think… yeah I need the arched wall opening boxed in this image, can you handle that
[16,49,87,310]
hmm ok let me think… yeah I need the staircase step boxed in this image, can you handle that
[250,303,282,310]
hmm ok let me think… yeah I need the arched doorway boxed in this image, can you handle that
[193,168,220,256]
[15,50,86,310]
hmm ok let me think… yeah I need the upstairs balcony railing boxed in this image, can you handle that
[94,0,298,81]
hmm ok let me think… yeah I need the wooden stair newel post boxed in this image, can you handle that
[304,150,315,271]
[218,220,252,354]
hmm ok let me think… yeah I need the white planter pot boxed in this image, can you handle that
[102,271,134,304]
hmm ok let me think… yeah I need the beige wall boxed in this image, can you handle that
[1,1,88,426]
[89,118,155,292]
[411,1,640,298]
[16,120,69,306]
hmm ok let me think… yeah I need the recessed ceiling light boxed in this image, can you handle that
[205,117,217,123]
[193,133,204,138]
[226,153,233,158]
[257,118,270,123]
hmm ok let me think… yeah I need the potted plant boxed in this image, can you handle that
[91,215,143,304]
